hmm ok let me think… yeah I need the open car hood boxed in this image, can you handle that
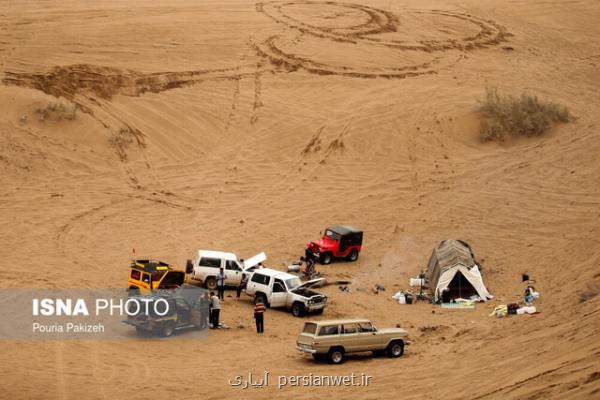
[295,277,326,290]
[243,252,267,270]
[156,270,185,288]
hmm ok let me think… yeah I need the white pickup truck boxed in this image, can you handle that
[245,268,327,317]
[190,250,265,290]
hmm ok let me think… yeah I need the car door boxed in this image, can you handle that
[270,279,287,307]
[225,259,241,285]
[315,324,340,353]
[341,323,361,352]
[339,235,351,254]
[356,321,380,351]
[174,297,191,326]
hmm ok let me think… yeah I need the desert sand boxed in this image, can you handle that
[0,0,599,399]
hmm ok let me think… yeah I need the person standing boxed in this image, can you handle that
[210,292,221,329]
[304,247,317,275]
[237,273,248,300]
[254,298,266,334]
[216,267,227,300]
[199,292,210,330]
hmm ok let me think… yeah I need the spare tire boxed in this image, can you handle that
[186,259,193,274]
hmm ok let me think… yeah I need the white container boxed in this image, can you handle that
[398,294,406,304]
[517,306,536,315]
[410,278,425,287]
[287,264,301,273]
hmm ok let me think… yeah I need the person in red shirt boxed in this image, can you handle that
[253,298,266,333]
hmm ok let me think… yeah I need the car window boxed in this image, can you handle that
[199,257,221,268]
[130,270,141,280]
[225,260,240,271]
[342,323,358,334]
[303,322,317,334]
[358,322,374,332]
[250,273,271,285]
[273,279,286,293]
[284,277,301,289]
[325,229,341,241]
[142,273,150,284]
[318,325,339,336]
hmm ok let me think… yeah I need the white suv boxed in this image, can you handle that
[245,268,327,317]
[190,250,265,290]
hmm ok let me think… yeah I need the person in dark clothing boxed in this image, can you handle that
[237,273,248,300]
[304,247,317,277]
[253,298,266,333]
[210,292,221,329]
[216,267,227,300]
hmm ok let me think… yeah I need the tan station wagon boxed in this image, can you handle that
[296,319,410,364]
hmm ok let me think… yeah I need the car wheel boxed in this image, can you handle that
[160,322,176,338]
[292,302,305,317]
[320,252,332,265]
[386,340,404,358]
[328,347,345,364]
[347,249,359,262]
[205,277,217,290]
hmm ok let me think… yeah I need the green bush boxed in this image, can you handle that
[479,88,570,141]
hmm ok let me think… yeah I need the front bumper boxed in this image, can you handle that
[296,345,316,354]
[306,303,326,312]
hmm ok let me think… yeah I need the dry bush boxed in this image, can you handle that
[109,125,146,161]
[34,100,77,122]
[579,282,600,303]
[109,127,135,161]
[479,88,570,142]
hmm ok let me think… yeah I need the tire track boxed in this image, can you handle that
[253,1,509,78]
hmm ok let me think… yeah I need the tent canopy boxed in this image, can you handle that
[426,240,491,302]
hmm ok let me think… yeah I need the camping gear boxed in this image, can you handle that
[508,303,519,315]
[426,240,492,303]
[392,291,406,304]
[517,306,536,315]
[405,293,414,304]
[442,300,475,309]
[410,278,426,287]
[416,292,428,301]
[287,264,301,273]
[489,304,508,317]
[522,273,529,282]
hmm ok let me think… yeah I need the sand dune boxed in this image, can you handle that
[0,0,599,399]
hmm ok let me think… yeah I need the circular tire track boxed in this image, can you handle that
[255,0,509,78]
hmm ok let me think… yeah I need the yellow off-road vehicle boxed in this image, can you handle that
[127,259,190,295]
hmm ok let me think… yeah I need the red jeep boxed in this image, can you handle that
[306,225,363,265]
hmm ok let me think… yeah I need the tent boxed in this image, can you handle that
[426,240,491,302]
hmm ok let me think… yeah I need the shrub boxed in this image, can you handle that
[579,283,600,303]
[109,127,135,161]
[479,88,570,141]
[34,100,77,121]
